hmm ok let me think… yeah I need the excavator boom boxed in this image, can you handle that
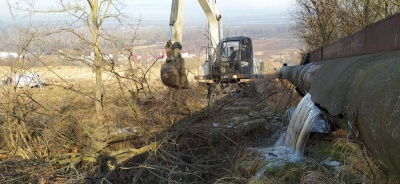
[169,0,222,60]
[169,0,184,43]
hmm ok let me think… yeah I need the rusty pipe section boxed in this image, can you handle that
[277,50,400,175]
[277,62,323,95]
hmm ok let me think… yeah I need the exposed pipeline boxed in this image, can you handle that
[277,50,400,175]
[276,62,322,96]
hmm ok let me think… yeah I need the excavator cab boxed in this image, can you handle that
[210,36,254,82]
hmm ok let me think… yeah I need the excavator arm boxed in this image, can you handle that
[198,0,222,63]
[169,0,184,44]
[169,0,222,58]
[160,0,222,89]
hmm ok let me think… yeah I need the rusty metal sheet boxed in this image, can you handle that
[322,29,365,60]
[364,13,400,54]
[310,48,322,62]
[311,12,400,62]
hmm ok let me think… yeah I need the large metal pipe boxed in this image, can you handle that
[278,50,400,175]
[277,62,323,95]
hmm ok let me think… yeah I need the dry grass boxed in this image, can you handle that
[0,60,397,183]
[0,60,292,183]
[0,63,171,181]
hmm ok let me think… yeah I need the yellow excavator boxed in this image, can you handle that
[161,0,264,95]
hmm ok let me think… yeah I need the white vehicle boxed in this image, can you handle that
[2,73,45,89]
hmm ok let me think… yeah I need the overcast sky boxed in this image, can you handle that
[125,0,294,24]
[0,0,295,25]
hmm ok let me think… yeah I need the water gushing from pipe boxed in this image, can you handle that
[254,93,324,178]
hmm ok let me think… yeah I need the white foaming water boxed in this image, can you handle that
[284,94,314,148]
[254,93,322,178]
[293,105,321,154]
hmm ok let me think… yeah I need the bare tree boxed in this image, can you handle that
[336,0,382,35]
[61,0,124,120]
[290,0,341,51]
[291,0,400,51]
[9,0,129,120]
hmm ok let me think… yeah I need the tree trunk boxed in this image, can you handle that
[92,0,104,121]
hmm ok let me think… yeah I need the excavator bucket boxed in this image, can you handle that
[160,59,189,89]
[160,41,190,89]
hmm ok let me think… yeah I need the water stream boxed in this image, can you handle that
[254,93,323,178]
[284,93,322,154]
